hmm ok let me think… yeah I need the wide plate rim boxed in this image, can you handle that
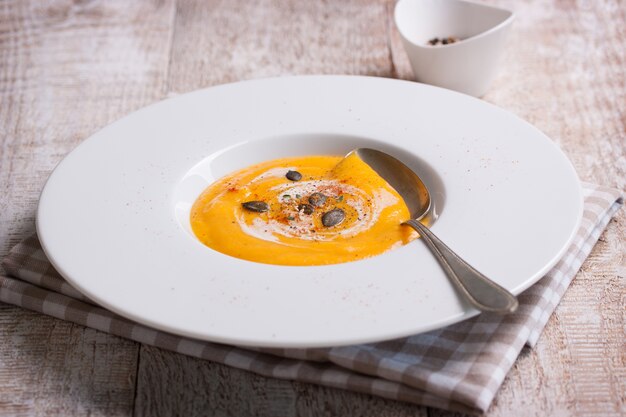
[36,75,583,348]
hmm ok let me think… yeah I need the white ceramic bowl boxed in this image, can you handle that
[394,0,514,97]
[37,76,582,348]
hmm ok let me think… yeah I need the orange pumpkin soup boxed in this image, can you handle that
[190,153,416,265]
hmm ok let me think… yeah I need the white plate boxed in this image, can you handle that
[38,76,582,348]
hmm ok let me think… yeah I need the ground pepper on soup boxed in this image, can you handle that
[190,153,417,266]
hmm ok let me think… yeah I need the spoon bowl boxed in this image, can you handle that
[352,148,518,314]
[353,148,434,221]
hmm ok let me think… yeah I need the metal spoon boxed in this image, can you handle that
[352,148,518,314]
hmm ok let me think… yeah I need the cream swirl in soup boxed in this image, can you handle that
[190,153,416,266]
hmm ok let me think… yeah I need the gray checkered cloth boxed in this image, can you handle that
[0,183,621,414]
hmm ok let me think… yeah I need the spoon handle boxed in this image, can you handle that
[404,219,518,314]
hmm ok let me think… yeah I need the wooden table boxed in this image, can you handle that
[1,1,623,415]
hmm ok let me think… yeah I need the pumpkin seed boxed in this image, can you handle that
[242,201,269,213]
[286,170,302,181]
[308,192,327,207]
[322,208,345,227]
[297,204,314,215]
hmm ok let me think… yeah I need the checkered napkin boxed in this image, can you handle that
[1,183,621,414]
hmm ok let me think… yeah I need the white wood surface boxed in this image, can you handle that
[0,0,624,415]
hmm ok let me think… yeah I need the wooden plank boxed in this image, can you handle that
[165,0,394,92]
[134,345,427,417]
[135,345,299,417]
[0,0,177,415]
[0,305,138,416]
